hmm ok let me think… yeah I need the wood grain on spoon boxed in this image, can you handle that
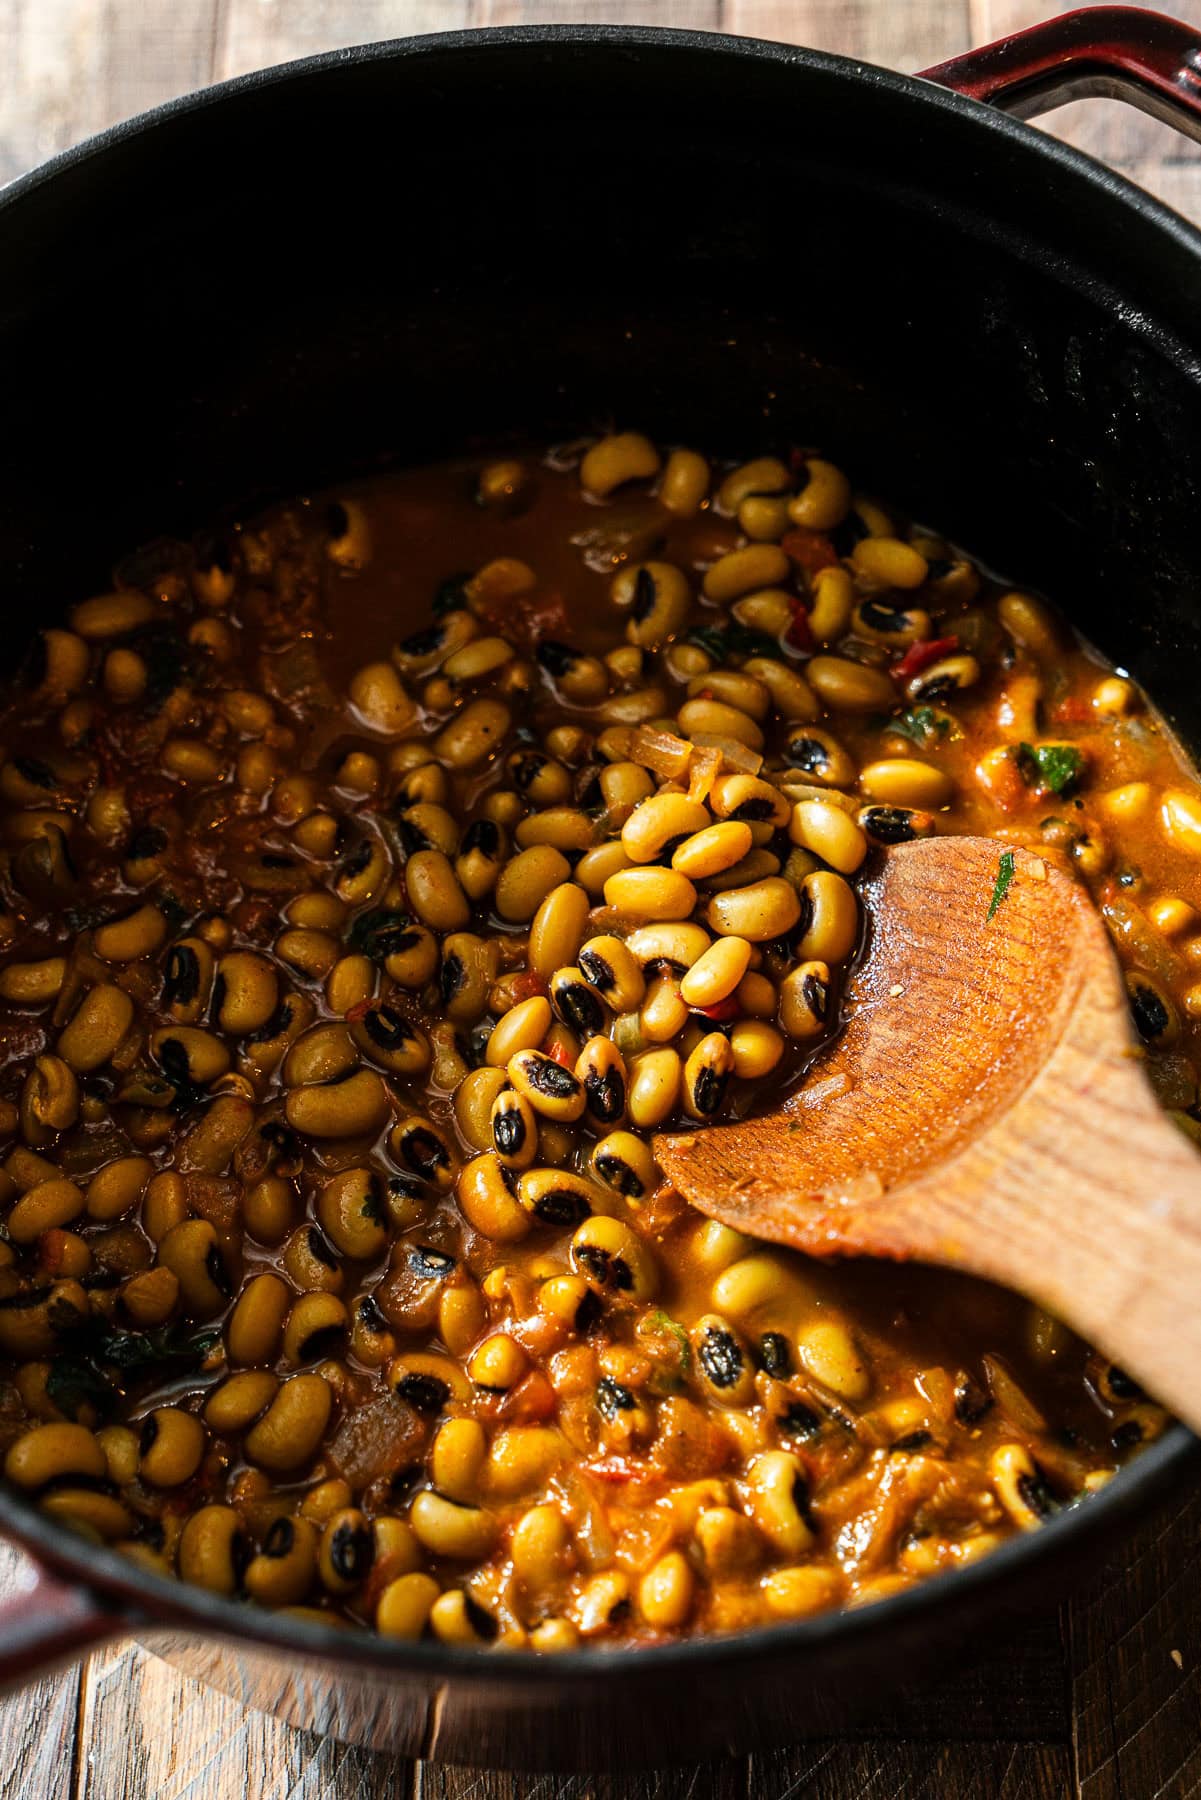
[657,836,1201,1432]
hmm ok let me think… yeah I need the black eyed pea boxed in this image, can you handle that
[404,849,471,933]
[326,498,372,569]
[604,867,697,922]
[350,1292,397,1367]
[580,431,661,498]
[702,544,790,603]
[326,953,376,1013]
[439,1284,487,1358]
[639,969,689,1044]
[119,1267,180,1328]
[243,1174,300,1245]
[486,995,553,1068]
[483,1424,566,1499]
[349,1000,432,1077]
[707,876,800,943]
[743,1450,816,1556]
[162,937,216,1023]
[534,643,609,704]
[319,1507,378,1594]
[410,1490,499,1560]
[334,835,391,907]
[318,1168,389,1261]
[18,1057,79,1148]
[849,535,928,589]
[159,1219,234,1317]
[708,773,791,830]
[578,935,646,1011]
[0,1281,88,1360]
[692,1315,756,1405]
[180,1504,248,1596]
[514,807,596,855]
[621,792,711,864]
[858,758,954,811]
[177,1095,256,1178]
[213,951,279,1035]
[599,684,670,727]
[5,1421,106,1489]
[139,1407,206,1487]
[433,697,512,771]
[454,1066,509,1151]
[491,1087,539,1171]
[905,652,980,704]
[613,562,692,650]
[95,1424,140,1487]
[575,1569,632,1637]
[244,1515,320,1607]
[431,1418,487,1504]
[70,589,155,639]
[796,1317,872,1401]
[283,1292,349,1366]
[789,800,868,875]
[41,1486,134,1542]
[348,661,417,735]
[703,848,782,893]
[284,1069,390,1140]
[624,922,712,971]
[387,1349,469,1412]
[672,820,753,881]
[795,871,859,964]
[430,1589,499,1645]
[990,1443,1055,1531]
[627,1046,682,1130]
[300,1477,354,1528]
[141,1171,188,1244]
[805,654,896,712]
[997,590,1062,660]
[779,960,831,1039]
[782,725,858,788]
[683,1032,736,1121]
[376,1570,441,1639]
[638,1550,696,1629]
[729,1019,784,1079]
[676,696,764,753]
[93,903,168,963]
[283,1225,344,1295]
[507,1049,586,1122]
[399,801,461,859]
[389,1115,457,1189]
[575,840,635,897]
[549,967,607,1042]
[151,1026,231,1089]
[599,760,655,830]
[495,845,573,924]
[571,1214,658,1300]
[716,456,792,515]
[440,932,502,1025]
[789,457,851,531]
[204,1370,280,1434]
[516,1166,599,1228]
[467,1332,529,1391]
[511,1503,572,1588]
[455,817,507,902]
[1127,970,1181,1047]
[679,935,752,1009]
[576,1036,629,1126]
[57,984,135,1073]
[456,1155,530,1243]
[852,598,930,647]
[508,746,573,808]
[762,1565,845,1620]
[244,1373,333,1471]
[591,1129,657,1200]
[858,806,936,846]
[658,446,709,516]
[0,955,68,1006]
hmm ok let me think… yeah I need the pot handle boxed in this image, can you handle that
[0,1552,124,1689]
[920,4,1201,145]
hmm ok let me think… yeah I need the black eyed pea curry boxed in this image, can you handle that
[0,432,1194,1648]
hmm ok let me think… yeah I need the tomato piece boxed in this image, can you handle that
[1051,697,1092,726]
[785,601,815,653]
[891,634,960,684]
[692,995,740,1022]
[781,528,838,577]
[542,1036,574,1068]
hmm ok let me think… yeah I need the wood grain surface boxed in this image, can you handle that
[1,2,1199,1795]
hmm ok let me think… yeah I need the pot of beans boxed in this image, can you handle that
[0,2,1199,1771]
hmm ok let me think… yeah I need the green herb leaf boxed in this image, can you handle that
[890,705,953,748]
[686,623,780,663]
[1018,742,1084,796]
[45,1356,114,1422]
[986,850,1017,922]
[650,1310,691,1375]
[97,1323,220,1376]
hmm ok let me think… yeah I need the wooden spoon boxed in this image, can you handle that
[656,836,1201,1431]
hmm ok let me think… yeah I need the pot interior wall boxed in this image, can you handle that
[3,33,1201,740]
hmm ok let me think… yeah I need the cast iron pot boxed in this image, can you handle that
[1,4,1200,1769]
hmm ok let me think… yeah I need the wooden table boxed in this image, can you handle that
[2,1,1200,1793]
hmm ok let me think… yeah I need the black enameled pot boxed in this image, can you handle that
[0,5,1200,1768]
